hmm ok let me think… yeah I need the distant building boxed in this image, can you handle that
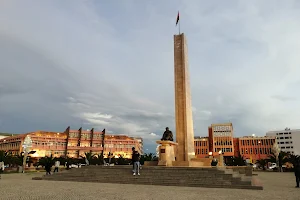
[194,136,209,158]
[0,133,14,140]
[133,137,144,155]
[0,127,143,159]
[209,123,234,157]
[238,136,276,162]
[193,123,282,163]
[266,128,300,155]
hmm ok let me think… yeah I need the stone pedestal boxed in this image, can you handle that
[156,141,178,166]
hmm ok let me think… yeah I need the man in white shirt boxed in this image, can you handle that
[53,160,60,173]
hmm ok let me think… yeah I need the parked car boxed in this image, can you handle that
[268,163,286,170]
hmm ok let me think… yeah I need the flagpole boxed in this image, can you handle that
[179,18,180,35]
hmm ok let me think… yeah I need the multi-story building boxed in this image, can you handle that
[0,133,14,140]
[209,123,234,157]
[193,123,285,163]
[194,136,209,158]
[0,127,143,159]
[266,128,300,155]
[133,137,144,155]
[238,136,276,163]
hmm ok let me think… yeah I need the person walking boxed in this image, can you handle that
[294,160,300,188]
[132,147,140,176]
[45,162,51,175]
[53,160,60,173]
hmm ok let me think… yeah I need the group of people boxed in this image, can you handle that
[45,160,60,175]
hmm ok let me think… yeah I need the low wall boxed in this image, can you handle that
[225,166,253,176]
[144,161,158,166]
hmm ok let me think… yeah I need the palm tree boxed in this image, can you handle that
[232,153,246,166]
[144,153,156,161]
[256,159,268,170]
[268,151,290,172]
[81,152,95,165]
[38,155,55,167]
[288,154,300,166]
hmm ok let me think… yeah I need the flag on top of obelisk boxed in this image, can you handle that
[176,11,180,34]
[176,11,180,26]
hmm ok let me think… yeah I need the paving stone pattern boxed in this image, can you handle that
[0,171,299,200]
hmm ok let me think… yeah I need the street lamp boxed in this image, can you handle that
[258,141,261,160]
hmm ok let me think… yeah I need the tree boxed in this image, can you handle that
[288,154,300,166]
[116,155,129,165]
[38,155,55,167]
[256,159,268,170]
[268,151,290,172]
[81,152,95,165]
[232,153,246,166]
[0,150,10,163]
[140,153,157,165]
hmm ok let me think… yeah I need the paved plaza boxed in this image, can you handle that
[0,171,299,200]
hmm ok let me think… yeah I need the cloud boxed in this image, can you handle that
[1,0,300,153]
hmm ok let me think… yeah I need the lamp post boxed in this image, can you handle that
[258,141,261,160]
[218,150,224,167]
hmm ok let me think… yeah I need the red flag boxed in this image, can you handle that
[176,11,179,26]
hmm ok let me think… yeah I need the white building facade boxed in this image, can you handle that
[266,128,300,156]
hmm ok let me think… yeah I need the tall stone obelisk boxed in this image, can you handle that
[174,33,195,163]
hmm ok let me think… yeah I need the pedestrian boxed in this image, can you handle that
[45,162,51,175]
[132,147,140,176]
[131,147,135,173]
[0,161,4,179]
[53,160,60,173]
[294,160,300,188]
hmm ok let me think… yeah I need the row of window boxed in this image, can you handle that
[277,137,292,140]
[241,148,272,155]
[196,149,208,155]
[276,132,291,135]
[278,141,293,144]
[215,148,232,152]
[195,141,208,146]
[240,139,274,146]
[214,141,233,146]
[281,146,293,149]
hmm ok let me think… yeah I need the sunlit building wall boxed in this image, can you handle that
[0,127,143,159]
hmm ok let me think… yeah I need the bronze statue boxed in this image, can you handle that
[161,127,173,141]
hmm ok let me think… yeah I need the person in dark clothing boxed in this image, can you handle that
[131,147,135,172]
[294,160,300,188]
[132,147,140,176]
[45,163,51,175]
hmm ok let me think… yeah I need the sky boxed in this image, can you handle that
[1,0,300,153]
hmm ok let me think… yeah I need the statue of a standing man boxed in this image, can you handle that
[161,127,173,141]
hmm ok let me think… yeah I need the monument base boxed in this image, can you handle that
[172,160,204,167]
[156,140,178,166]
